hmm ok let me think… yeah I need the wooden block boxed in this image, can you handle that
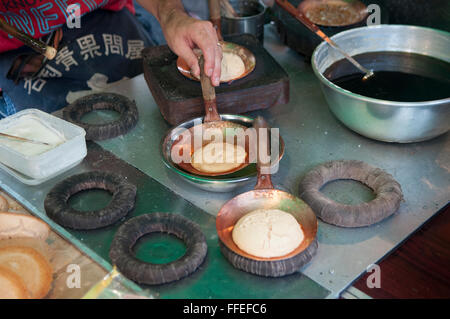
[142,34,289,125]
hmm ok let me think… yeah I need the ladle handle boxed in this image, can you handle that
[276,0,331,37]
[199,56,221,122]
[220,0,238,18]
[254,116,274,190]
[209,0,223,41]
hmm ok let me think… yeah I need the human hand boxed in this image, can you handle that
[161,11,222,86]
[261,0,274,7]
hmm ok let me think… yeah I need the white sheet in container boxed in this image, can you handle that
[0,109,87,180]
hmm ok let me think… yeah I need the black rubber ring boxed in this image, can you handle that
[219,239,318,277]
[109,213,208,285]
[63,93,139,140]
[44,171,136,230]
[299,160,403,227]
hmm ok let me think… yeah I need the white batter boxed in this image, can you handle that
[0,115,65,156]
[232,209,304,258]
[191,142,247,174]
[220,52,246,82]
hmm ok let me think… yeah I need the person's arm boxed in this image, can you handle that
[136,0,221,86]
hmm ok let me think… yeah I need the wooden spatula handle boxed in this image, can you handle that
[209,0,223,41]
[199,56,221,122]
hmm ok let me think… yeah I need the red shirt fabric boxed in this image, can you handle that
[0,0,135,53]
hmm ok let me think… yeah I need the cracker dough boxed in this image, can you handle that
[0,246,53,299]
[220,52,245,82]
[232,209,304,258]
[191,142,247,174]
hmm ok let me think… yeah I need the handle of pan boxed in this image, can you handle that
[220,0,238,18]
[275,0,373,78]
[199,56,221,122]
[253,116,275,190]
[275,0,330,41]
[209,0,223,41]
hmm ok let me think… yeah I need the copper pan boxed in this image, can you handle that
[170,56,250,177]
[176,0,256,83]
[216,116,318,261]
[298,0,368,27]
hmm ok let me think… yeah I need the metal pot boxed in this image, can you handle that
[312,25,450,143]
[221,0,267,43]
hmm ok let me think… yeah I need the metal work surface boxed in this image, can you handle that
[0,143,330,299]
[0,25,448,298]
[92,25,449,297]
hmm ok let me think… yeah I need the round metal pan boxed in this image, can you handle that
[177,41,256,83]
[171,118,250,177]
[161,114,285,193]
[298,0,368,27]
[177,0,256,83]
[216,117,317,261]
[174,56,252,177]
[217,189,318,261]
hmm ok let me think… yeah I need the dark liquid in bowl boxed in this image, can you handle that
[323,52,450,102]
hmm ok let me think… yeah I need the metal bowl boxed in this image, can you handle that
[161,114,285,193]
[312,25,450,143]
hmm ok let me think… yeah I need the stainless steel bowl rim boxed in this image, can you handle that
[312,25,450,107]
[161,114,258,184]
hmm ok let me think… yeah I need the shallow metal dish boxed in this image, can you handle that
[299,0,367,27]
[217,188,317,261]
[177,41,256,83]
[161,114,284,193]
[312,25,450,143]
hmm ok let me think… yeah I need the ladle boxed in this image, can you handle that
[275,0,374,80]
[170,56,250,177]
[177,0,256,83]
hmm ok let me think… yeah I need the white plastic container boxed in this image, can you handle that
[0,109,87,183]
